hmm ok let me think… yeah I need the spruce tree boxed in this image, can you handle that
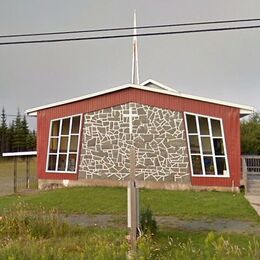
[26,130,37,151]
[0,107,7,155]
[21,115,29,151]
[13,110,23,152]
[8,121,15,152]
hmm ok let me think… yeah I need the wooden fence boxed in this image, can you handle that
[1,151,37,196]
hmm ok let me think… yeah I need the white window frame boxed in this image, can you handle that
[46,114,82,174]
[184,112,230,178]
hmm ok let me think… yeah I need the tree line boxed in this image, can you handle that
[241,112,260,155]
[0,108,36,156]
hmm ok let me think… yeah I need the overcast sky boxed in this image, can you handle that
[0,0,260,129]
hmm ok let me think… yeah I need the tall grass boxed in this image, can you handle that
[0,203,259,259]
[0,202,70,239]
[137,232,260,259]
[0,203,129,259]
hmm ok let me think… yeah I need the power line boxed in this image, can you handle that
[3,114,34,118]
[6,114,32,118]
[0,17,260,39]
[0,24,260,46]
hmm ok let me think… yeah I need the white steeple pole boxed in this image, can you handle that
[131,10,140,85]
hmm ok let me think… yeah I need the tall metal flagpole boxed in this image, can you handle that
[131,10,140,85]
[128,10,140,253]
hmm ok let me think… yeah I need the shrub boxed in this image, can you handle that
[140,206,158,236]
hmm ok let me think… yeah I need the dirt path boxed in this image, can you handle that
[62,214,260,235]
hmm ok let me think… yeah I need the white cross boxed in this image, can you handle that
[123,106,138,134]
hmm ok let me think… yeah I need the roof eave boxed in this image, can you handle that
[240,108,256,117]
[25,83,134,116]
[25,82,255,117]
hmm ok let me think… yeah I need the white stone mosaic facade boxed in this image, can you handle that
[79,103,190,183]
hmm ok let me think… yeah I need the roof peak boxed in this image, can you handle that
[141,79,179,93]
[25,80,254,117]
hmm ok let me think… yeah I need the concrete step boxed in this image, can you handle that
[248,179,260,183]
[247,188,260,195]
[248,184,260,189]
[248,176,260,181]
[248,180,260,187]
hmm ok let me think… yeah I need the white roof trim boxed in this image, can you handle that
[26,84,132,116]
[3,151,37,157]
[25,81,255,116]
[141,79,179,92]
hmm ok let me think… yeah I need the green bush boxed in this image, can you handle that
[140,206,158,236]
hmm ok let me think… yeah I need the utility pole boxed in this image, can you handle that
[129,147,137,251]
[13,157,17,193]
[127,10,140,255]
[26,156,30,189]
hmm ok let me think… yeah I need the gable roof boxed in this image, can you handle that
[25,79,255,116]
[141,79,179,92]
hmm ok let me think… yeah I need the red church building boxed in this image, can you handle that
[26,79,254,191]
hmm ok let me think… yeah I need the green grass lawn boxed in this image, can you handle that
[0,187,259,259]
[0,186,258,222]
[0,203,259,259]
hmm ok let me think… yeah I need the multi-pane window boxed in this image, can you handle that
[185,113,229,177]
[47,115,81,173]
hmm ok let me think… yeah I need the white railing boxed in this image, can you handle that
[242,155,260,174]
[241,155,260,194]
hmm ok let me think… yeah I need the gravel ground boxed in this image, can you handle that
[62,214,260,235]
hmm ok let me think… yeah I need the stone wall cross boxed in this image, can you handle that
[123,105,138,134]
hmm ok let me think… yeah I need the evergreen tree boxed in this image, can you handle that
[21,115,29,150]
[0,107,7,154]
[7,121,15,152]
[26,130,37,151]
[0,108,37,155]
[12,110,23,152]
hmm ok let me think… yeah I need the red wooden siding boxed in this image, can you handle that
[37,88,241,187]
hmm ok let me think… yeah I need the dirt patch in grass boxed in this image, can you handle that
[61,214,260,235]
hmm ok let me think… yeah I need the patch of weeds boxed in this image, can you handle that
[140,206,158,236]
[0,202,81,241]
[135,231,260,259]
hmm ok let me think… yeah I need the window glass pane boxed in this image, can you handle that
[203,156,215,175]
[59,137,68,153]
[48,155,57,171]
[199,117,209,135]
[58,154,67,171]
[201,137,212,154]
[62,118,70,135]
[189,135,200,154]
[49,138,58,153]
[213,138,225,155]
[51,120,60,136]
[47,115,81,173]
[68,154,77,171]
[72,116,80,133]
[211,119,222,137]
[186,114,197,133]
[216,157,227,175]
[70,135,79,152]
[191,155,202,175]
